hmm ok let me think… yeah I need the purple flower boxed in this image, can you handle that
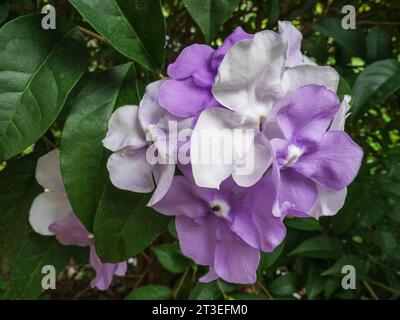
[269,85,363,217]
[152,165,286,284]
[159,27,253,118]
[29,150,127,291]
[103,80,193,205]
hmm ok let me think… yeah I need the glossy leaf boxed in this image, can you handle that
[366,26,392,63]
[289,236,343,259]
[183,0,240,43]
[60,63,139,231]
[351,59,400,119]
[0,151,42,275]
[125,285,172,300]
[189,281,219,300]
[0,15,87,160]
[152,243,191,273]
[69,0,165,72]
[285,218,320,231]
[93,184,170,262]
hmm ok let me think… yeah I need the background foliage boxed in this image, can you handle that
[0,0,399,300]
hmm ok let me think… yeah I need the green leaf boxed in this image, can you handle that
[93,183,170,262]
[125,285,172,300]
[289,236,343,259]
[321,255,365,279]
[312,17,365,58]
[152,243,191,273]
[0,15,87,160]
[69,0,165,72]
[183,0,240,43]
[306,264,326,299]
[60,63,139,231]
[189,281,219,300]
[268,273,298,297]
[261,0,279,28]
[258,242,284,278]
[230,292,267,300]
[285,218,320,231]
[351,59,400,119]
[0,4,9,24]
[0,151,42,275]
[366,26,392,63]
[8,233,75,299]
[337,77,352,102]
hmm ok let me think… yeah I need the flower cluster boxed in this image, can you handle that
[103,22,363,284]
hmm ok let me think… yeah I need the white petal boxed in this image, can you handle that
[282,65,340,94]
[330,95,351,131]
[212,30,287,121]
[147,164,175,206]
[102,105,146,152]
[107,148,155,193]
[309,185,347,219]
[191,108,257,188]
[138,80,169,130]
[232,133,272,187]
[36,149,64,193]
[29,191,72,236]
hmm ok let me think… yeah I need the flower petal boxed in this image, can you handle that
[214,223,259,284]
[48,213,91,246]
[147,163,175,206]
[211,26,253,70]
[107,147,155,193]
[176,215,217,265]
[35,150,64,193]
[89,243,127,291]
[29,191,72,236]
[152,176,210,218]
[277,85,340,142]
[294,131,363,190]
[330,95,351,131]
[167,44,215,80]
[282,64,339,94]
[309,185,347,218]
[103,105,146,152]
[159,78,216,118]
[212,30,286,120]
[199,266,219,283]
[232,133,272,187]
[191,107,257,188]
[278,21,304,67]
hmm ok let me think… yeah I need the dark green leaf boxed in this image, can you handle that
[60,63,139,230]
[0,15,87,160]
[230,292,267,300]
[69,0,165,72]
[8,233,75,299]
[152,243,191,273]
[0,152,42,275]
[258,242,284,278]
[93,184,170,262]
[285,218,320,231]
[366,26,392,63]
[268,273,298,297]
[322,255,365,279]
[183,0,240,43]
[125,285,172,300]
[289,236,343,259]
[0,4,9,24]
[351,59,400,119]
[189,281,219,300]
[337,77,352,102]
[306,264,326,299]
[312,17,365,58]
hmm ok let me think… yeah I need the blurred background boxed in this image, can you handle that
[0,0,399,300]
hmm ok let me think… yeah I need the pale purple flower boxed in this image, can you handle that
[103,80,193,206]
[191,28,340,189]
[152,165,286,284]
[269,85,363,217]
[159,27,253,118]
[29,150,127,291]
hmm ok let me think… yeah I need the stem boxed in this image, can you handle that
[362,280,379,300]
[78,26,108,44]
[217,280,229,300]
[258,282,274,300]
[172,268,189,300]
[367,279,400,296]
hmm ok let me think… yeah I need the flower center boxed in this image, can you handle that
[258,115,267,132]
[283,144,302,167]
[145,124,158,143]
[210,199,230,219]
